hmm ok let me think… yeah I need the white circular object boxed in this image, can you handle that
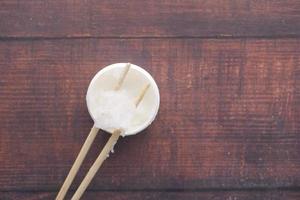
[86,63,160,136]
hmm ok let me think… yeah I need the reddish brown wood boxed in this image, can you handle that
[0,39,299,192]
[1,0,300,38]
[1,191,300,200]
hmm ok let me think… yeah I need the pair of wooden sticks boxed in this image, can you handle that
[56,63,150,200]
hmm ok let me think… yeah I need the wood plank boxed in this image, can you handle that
[1,191,300,200]
[0,39,300,191]
[1,0,300,38]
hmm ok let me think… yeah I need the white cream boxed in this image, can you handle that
[86,63,160,136]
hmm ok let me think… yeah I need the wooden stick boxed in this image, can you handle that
[71,129,122,200]
[114,63,131,91]
[56,126,99,200]
[56,64,130,200]
[135,83,150,107]
[70,83,150,199]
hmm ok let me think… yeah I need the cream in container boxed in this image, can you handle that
[86,63,160,136]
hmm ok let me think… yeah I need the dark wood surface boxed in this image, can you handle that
[1,191,300,200]
[0,1,300,200]
[1,0,300,38]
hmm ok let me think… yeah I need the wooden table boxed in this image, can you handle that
[1,1,300,199]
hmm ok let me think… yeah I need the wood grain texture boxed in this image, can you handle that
[1,191,300,200]
[1,0,300,38]
[0,39,299,192]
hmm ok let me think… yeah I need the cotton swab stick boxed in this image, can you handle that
[71,83,150,200]
[56,63,131,200]
[71,129,121,200]
[56,126,99,200]
[135,83,150,107]
[114,63,131,91]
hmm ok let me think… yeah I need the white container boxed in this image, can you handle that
[86,63,160,136]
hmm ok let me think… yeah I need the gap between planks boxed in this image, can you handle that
[1,35,300,41]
